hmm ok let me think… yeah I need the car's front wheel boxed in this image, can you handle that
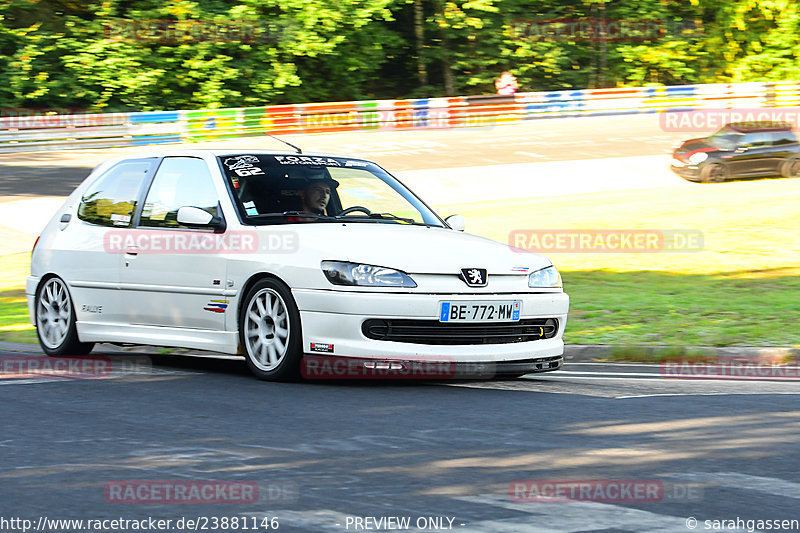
[700,163,730,183]
[239,278,303,381]
[780,156,800,178]
[35,276,94,356]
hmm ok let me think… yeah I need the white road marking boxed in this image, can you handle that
[0,378,57,385]
[537,372,800,383]
[536,371,666,378]
[618,392,800,399]
[566,362,664,367]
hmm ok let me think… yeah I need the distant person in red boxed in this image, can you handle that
[495,71,519,95]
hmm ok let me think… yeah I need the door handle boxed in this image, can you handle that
[124,247,138,267]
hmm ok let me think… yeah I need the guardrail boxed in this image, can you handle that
[1,81,799,153]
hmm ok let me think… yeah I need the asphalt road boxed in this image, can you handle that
[0,114,688,198]
[2,348,799,532]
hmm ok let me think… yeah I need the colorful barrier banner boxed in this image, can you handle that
[1,81,799,153]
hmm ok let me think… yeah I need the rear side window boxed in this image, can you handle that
[77,159,154,227]
[740,132,772,148]
[771,131,798,145]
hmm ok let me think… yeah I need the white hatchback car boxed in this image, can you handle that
[28,150,569,380]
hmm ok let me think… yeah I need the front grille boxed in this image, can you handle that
[361,318,559,345]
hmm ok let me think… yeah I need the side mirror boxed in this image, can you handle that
[177,206,226,231]
[445,214,466,232]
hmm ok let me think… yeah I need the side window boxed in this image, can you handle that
[771,131,797,146]
[140,157,219,228]
[741,133,771,148]
[77,160,153,227]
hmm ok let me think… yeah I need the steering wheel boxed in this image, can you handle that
[337,206,371,216]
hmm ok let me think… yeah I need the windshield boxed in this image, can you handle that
[707,126,742,150]
[219,154,444,227]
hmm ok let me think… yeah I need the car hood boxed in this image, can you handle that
[674,138,718,160]
[272,223,552,274]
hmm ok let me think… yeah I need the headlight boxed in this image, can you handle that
[321,261,417,288]
[528,265,562,288]
[688,152,708,164]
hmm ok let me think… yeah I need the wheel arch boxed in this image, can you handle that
[35,272,63,294]
[236,272,304,380]
[237,271,297,321]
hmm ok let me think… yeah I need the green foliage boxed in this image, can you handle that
[0,0,798,110]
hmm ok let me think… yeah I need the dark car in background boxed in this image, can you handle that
[671,122,800,183]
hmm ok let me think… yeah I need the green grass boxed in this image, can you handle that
[0,289,37,344]
[605,345,720,363]
[563,271,800,346]
[432,177,800,348]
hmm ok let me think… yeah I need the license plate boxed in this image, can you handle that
[439,301,521,323]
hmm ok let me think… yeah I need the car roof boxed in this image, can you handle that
[725,121,795,133]
[116,149,352,159]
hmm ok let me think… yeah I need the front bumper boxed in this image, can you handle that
[670,163,701,180]
[292,288,569,363]
[300,354,563,380]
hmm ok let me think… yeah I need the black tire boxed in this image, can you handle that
[35,276,94,356]
[780,156,800,178]
[239,278,303,381]
[699,163,730,183]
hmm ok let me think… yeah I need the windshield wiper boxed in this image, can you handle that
[249,211,335,220]
[332,211,416,224]
[367,212,416,224]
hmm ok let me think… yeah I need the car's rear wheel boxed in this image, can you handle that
[240,278,302,381]
[35,276,94,356]
[780,156,800,178]
[700,163,730,183]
